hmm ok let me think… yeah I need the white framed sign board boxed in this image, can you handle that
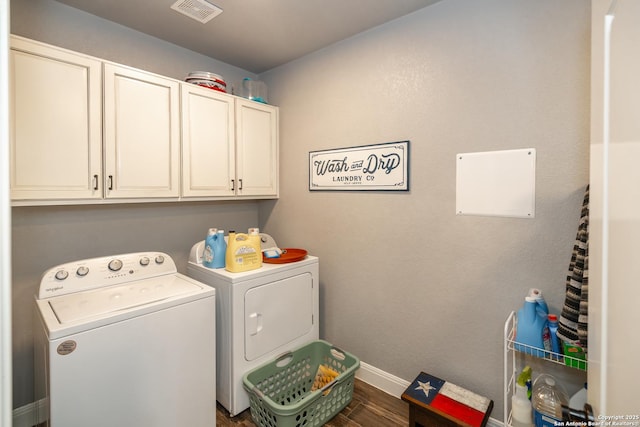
[456,148,536,218]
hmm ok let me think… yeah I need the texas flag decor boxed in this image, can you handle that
[402,372,493,427]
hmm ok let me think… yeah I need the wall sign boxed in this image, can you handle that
[455,148,536,218]
[309,141,409,191]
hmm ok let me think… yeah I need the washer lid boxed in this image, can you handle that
[48,275,203,324]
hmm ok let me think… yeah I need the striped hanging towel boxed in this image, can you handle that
[557,185,589,352]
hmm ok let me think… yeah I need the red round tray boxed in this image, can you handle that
[263,248,308,264]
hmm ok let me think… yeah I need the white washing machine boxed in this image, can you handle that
[187,237,319,416]
[34,252,216,427]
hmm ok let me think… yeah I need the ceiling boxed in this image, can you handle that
[53,0,442,74]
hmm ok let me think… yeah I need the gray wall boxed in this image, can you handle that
[10,0,260,408]
[260,0,590,419]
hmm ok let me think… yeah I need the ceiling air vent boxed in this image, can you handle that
[170,0,223,24]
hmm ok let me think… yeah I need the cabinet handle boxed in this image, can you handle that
[93,175,99,190]
[231,179,235,191]
[108,175,114,190]
[239,179,243,191]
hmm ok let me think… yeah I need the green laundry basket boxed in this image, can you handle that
[242,340,360,427]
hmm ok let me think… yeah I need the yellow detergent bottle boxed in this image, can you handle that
[225,230,262,273]
[248,227,261,248]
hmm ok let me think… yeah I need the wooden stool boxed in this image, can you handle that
[401,372,493,427]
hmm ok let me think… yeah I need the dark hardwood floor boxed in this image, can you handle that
[36,379,407,427]
[216,379,409,427]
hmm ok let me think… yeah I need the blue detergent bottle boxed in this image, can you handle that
[515,296,550,357]
[211,229,227,269]
[528,288,549,315]
[202,228,217,268]
[547,314,561,359]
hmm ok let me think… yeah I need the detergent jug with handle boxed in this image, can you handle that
[225,231,262,273]
[515,296,550,357]
[203,228,217,268]
[527,288,549,314]
[211,229,227,269]
[248,227,261,247]
[203,228,227,268]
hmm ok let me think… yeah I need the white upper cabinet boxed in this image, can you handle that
[103,63,180,199]
[181,83,235,198]
[10,35,278,205]
[181,85,279,199]
[235,99,279,198]
[9,36,102,201]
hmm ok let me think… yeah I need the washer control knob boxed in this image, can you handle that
[155,255,165,264]
[139,256,150,266]
[76,266,89,277]
[108,259,123,272]
[54,270,69,281]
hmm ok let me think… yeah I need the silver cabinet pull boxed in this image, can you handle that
[239,179,243,190]
[108,175,114,190]
[93,175,99,190]
[231,179,235,191]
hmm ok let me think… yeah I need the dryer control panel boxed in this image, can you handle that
[38,252,177,299]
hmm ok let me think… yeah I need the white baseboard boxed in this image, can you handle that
[12,398,47,427]
[355,361,503,427]
[355,361,411,398]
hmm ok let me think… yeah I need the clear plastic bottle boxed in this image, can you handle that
[532,374,569,427]
[512,383,533,427]
[241,78,268,103]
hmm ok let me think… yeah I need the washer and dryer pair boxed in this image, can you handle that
[34,235,319,425]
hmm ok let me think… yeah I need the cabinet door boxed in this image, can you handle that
[103,63,180,199]
[235,99,278,197]
[181,84,235,198]
[9,36,102,201]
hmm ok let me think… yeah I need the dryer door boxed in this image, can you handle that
[244,272,314,361]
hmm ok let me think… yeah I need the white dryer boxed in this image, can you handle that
[187,238,319,416]
[34,252,216,427]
